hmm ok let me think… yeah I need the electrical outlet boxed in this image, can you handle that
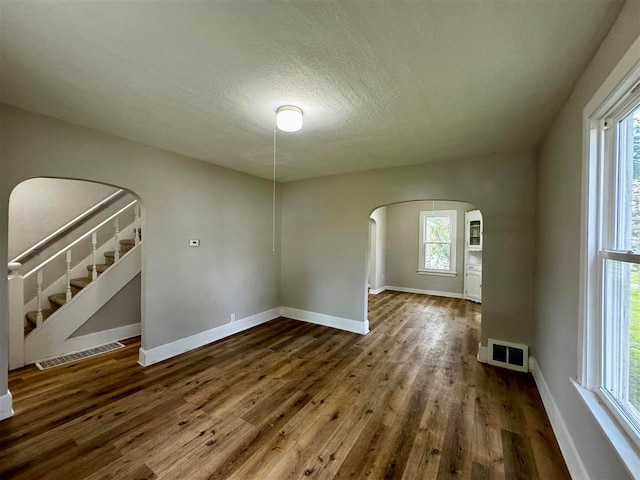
[230,313,236,322]
[189,239,200,247]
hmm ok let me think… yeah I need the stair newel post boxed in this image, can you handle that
[36,269,44,327]
[65,249,72,302]
[114,217,120,263]
[134,204,141,246]
[8,262,25,369]
[91,232,98,281]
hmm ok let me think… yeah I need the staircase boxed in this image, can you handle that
[24,236,139,336]
[8,199,142,369]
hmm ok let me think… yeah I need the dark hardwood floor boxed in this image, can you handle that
[0,291,570,479]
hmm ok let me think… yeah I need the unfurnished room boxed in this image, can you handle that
[1,1,640,479]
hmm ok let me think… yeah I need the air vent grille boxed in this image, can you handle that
[35,342,125,370]
[488,339,528,372]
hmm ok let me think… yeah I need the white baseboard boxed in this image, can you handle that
[529,358,589,480]
[138,307,282,367]
[138,305,370,367]
[384,286,464,299]
[369,287,386,295]
[281,307,369,335]
[477,343,488,363]
[58,323,141,357]
[0,390,13,422]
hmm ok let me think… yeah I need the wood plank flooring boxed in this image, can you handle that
[0,292,570,479]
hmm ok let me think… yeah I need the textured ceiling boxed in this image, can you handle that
[0,1,624,181]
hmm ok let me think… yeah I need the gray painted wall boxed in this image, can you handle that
[534,1,640,478]
[9,178,117,260]
[384,200,475,295]
[281,150,536,349]
[0,103,282,398]
[70,274,140,338]
[369,207,386,291]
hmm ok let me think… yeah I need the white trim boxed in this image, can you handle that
[384,285,464,299]
[578,34,640,465]
[0,390,13,422]
[573,379,640,479]
[57,323,140,357]
[416,270,457,277]
[580,37,640,389]
[281,307,369,335]
[530,358,590,480]
[369,287,386,295]
[477,343,488,363]
[138,307,283,367]
[418,209,457,276]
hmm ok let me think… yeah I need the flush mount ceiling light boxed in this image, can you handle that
[276,105,303,132]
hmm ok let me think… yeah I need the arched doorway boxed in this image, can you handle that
[7,177,145,374]
[366,200,482,331]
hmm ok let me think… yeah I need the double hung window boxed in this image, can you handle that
[418,210,457,276]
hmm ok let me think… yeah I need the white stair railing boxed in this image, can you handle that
[7,199,139,370]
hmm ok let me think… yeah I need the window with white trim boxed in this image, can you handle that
[589,84,640,449]
[418,210,456,276]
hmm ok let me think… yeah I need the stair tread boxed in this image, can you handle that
[25,308,56,327]
[104,250,123,258]
[119,238,137,246]
[70,277,92,289]
[49,292,71,306]
[86,264,110,274]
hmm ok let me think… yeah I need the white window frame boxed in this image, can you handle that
[418,209,457,277]
[579,36,640,476]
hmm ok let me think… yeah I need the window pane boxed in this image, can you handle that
[425,243,450,270]
[426,216,450,243]
[603,258,640,433]
[617,104,640,251]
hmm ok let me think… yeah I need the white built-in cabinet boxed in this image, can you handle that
[464,210,483,303]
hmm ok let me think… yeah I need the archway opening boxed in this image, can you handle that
[7,177,145,383]
[365,200,482,333]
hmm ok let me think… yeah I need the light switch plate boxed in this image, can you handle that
[189,239,200,247]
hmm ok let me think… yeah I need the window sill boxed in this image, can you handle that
[417,270,457,277]
[572,379,640,478]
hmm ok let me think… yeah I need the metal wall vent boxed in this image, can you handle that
[488,339,529,373]
[35,342,125,370]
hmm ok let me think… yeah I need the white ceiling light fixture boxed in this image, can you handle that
[271,105,303,252]
[276,105,303,132]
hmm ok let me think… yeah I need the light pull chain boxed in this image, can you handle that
[272,127,277,252]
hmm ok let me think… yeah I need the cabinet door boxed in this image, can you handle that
[468,220,482,248]
[465,210,483,249]
[465,271,482,303]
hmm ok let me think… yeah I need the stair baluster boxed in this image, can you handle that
[91,232,98,281]
[65,249,72,302]
[134,204,141,246]
[36,269,44,327]
[114,218,120,262]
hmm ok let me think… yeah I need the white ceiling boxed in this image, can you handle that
[0,1,624,182]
